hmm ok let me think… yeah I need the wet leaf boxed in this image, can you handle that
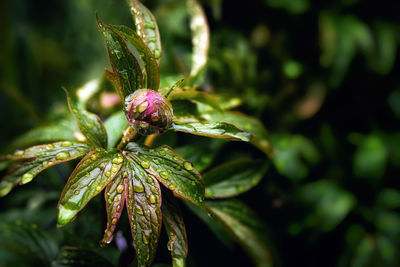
[110,25,160,90]
[125,142,204,207]
[97,14,144,99]
[127,0,162,63]
[172,122,251,142]
[0,142,91,197]
[162,190,188,266]
[104,111,129,149]
[206,199,273,267]
[102,161,127,245]
[169,90,221,111]
[187,0,210,80]
[172,100,201,120]
[55,246,114,267]
[204,159,268,198]
[64,88,108,149]
[57,150,123,226]
[125,155,161,267]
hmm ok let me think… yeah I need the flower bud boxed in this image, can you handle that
[124,89,173,135]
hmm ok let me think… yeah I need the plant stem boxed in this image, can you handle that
[144,134,158,147]
[117,127,137,150]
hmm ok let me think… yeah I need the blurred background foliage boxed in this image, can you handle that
[1,0,400,266]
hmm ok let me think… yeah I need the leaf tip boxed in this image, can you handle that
[57,204,76,227]
[0,182,12,197]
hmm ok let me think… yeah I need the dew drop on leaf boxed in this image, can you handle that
[21,173,34,184]
[141,160,150,169]
[160,171,169,179]
[56,151,70,160]
[61,141,73,147]
[149,194,156,204]
[184,162,193,171]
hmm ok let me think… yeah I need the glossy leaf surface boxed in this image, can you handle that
[104,111,129,149]
[97,14,144,98]
[111,25,160,90]
[57,150,123,226]
[0,142,91,197]
[125,155,161,267]
[172,122,251,142]
[206,200,273,267]
[125,142,204,207]
[204,159,268,198]
[65,89,108,149]
[162,190,188,266]
[102,160,127,244]
[127,0,162,63]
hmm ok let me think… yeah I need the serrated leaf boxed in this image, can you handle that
[206,200,273,267]
[97,14,144,98]
[204,159,268,198]
[64,88,108,149]
[172,122,251,142]
[0,142,91,197]
[125,155,161,267]
[169,90,221,111]
[57,150,123,226]
[102,161,127,245]
[162,190,188,266]
[202,111,272,156]
[187,0,210,80]
[104,111,129,149]
[110,25,160,90]
[55,247,114,267]
[127,0,162,63]
[125,142,204,207]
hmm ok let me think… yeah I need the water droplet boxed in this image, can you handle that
[184,162,193,171]
[85,173,90,177]
[138,102,148,113]
[141,160,150,169]
[147,178,153,183]
[21,173,34,184]
[160,171,169,179]
[169,184,176,190]
[114,49,122,59]
[159,150,166,156]
[173,156,179,161]
[149,195,156,204]
[112,156,123,164]
[40,152,46,156]
[136,208,144,215]
[42,161,48,167]
[62,141,72,147]
[154,49,161,59]
[112,217,118,225]
[91,154,97,160]
[114,196,119,202]
[128,193,133,199]
[105,171,111,177]
[142,233,149,244]
[74,190,80,195]
[117,184,124,194]
[111,166,119,172]
[14,150,24,156]
[191,181,196,186]
[134,183,144,193]
[96,185,102,191]
[56,151,70,160]
[46,144,55,150]
[116,205,121,212]
[123,171,129,178]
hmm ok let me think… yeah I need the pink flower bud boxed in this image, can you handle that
[124,89,173,135]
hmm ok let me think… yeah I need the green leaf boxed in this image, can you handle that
[102,161,127,245]
[55,247,114,267]
[57,150,123,226]
[110,25,160,90]
[8,117,78,150]
[202,111,272,156]
[171,100,201,120]
[206,200,273,267]
[204,159,268,198]
[125,155,162,267]
[104,111,129,149]
[127,0,162,63]
[169,90,221,111]
[0,142,91,197]
[187,0,210,80]
[172,122,251,142]
[162,190,188,267]
[125,142,204,207]
[96,14,144,99]
[64,88,108,149]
